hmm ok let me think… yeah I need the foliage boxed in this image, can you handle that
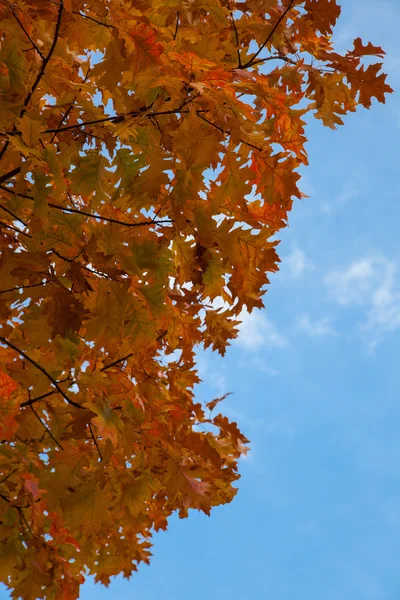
[0,0,391,597]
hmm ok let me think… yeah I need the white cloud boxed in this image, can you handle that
[320,184,360,215]
[324,257,377,305]
[238,356,280,376]
[236,309,288,351]
[324,253,400,347]
[285,247,312,278]
[297,314,338,338]
[195,353,227,395]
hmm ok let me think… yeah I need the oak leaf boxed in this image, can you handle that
[0,0,391,597]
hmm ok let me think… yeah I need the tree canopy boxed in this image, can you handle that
[0,0,392,598]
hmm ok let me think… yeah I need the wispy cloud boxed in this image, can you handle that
[320,184,360,215]
[238,356,280,376]
[324,253,400,348]
[284,247,313,278]
[297,314,339,338]
[236,309,288,351]
[195,353,227,395]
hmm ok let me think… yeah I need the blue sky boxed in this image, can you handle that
[2,1,399,599]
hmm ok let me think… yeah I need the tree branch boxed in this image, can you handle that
[29,402,64,450]
[0,184,33,199]
[0,492,36,538]
[0,337,82,409]
[20,391,57,408]
[100,332,167,372]
[72,10,113,29]
[0,167,21,185]
[0,1,63,161]
[49,248,113,279]
[197,112,263,151]
[100,353,134,372]
[0,281,47,295]
[241,0,295,69]
[0,219,31,238]
[22,1,64,110]
[88,423,102,461]
[0,203,28,227]
[3,97,203,138]
[173,12,180,41]
[249,54,296,68]
[0,184,173,229]
[50,67,91,144]
[47,202,174,228]
[11,8,45,60]
[0,468,18,486]
[227,1,242,68]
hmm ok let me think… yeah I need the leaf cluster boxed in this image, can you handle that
[0,0,391,597]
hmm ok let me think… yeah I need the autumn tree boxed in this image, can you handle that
[0,0,391,598]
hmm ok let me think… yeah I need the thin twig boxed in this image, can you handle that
[197,112,262,151]
[11,8,45,60]
[0,167,21,185]
[0,219,31,237]
[20,376,72,407]
[0,281,47,295]
[0,183,173,229]
[0,337,82,409]
[100,353,134,372]
[0,202,29,227]
[29,403,64,450]
[227,1,242,68]
[173,12,180,40]
[88,423,102,461]
[72,10,113,28]
[47,202,174,228]
[22,0,64,110]
[50,67,91,144]
[100,331,167,372]
[20,390,56,407]
[0,468,18,486]
[0,492,36,537]
[249,54,296,67]
[49,248,112,279]
[0,1,64,162]
[6,97,203,137]
[241,0,295,69]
